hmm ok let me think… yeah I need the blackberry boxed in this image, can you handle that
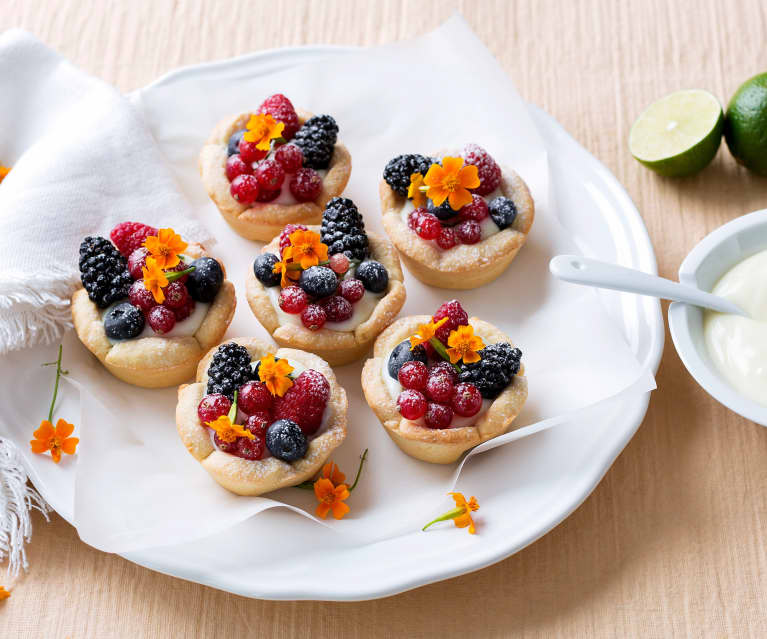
[292,115,338,169]
[387,340,428,380]
[320,197,369,260]
[206,343,256,399]
[383,154,434,196]
[488,196,517,230]
[78,236,133,308]
[458,343,522,399]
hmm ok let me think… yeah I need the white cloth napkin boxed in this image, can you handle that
[0,30,212,354]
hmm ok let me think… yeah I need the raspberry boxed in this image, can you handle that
[433,300,469,342]
[436,226,457,250]
[254,159,285,191]
[301,304,326,331]
[173,296,196,321]
[426,373,454,403]
[162,281,189,309]
[273,144,304,172]
[462,143,501,196]
[238,138,268,163]
[339,278,364,303]
[236,433,266,460]
[415,212,442,240]
[289,168,322,202]
[273,369,330,435]
[321,295,353,322]
[128,280,157,312]
[397,389,427,420]
[425,403,453,429]
[225,154,252,182]
[430,361,459,384]
[230,174,260,204]
[256,188,281,202]
[110,222,158,258]
[279,224,308,255]
[460,194,489,221]
[455,220,481,244]
[279,286,308,314]
[398,361,428,390]
[198,393,231,424]
[408,208,428,230]
[257,94,300,140]
[147,305,176,334]
[329,253,350,275]
[127,247,149,280]
[451,383,483,417]
[238,381,273,414]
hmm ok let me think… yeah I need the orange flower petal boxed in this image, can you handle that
[458,164,480,189]
[331,501,350,520]
[440,156,464,174]
[61,437,79,455]
[55,418,74,438]
[461,350,482,364]
[30,439,49,454]
[316,503,331,519]
[447,188,473,211]
[50,447,62,464]
[33,420,54,441]
[423,163,446,186]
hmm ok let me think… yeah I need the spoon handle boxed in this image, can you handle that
[549,255,746,316]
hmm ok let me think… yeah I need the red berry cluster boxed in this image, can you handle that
[114,222,196,334]
[408,144,502,250]
[227,94,323,206]
[197,369,330,460]
[394,300,482,429]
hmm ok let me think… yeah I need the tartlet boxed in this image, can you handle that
[72,223,235,388]
[246,198,406,366]
[361,300,527,464]
[199,93,351,242]
[176,337,348,496]
[380,145,534,289]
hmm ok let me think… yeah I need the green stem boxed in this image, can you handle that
[47,344,66,422]
[166,266,195,282]
[348,449,368,492]
[422,506,467,531]
[228,390,238,422]
[429,338,461,373]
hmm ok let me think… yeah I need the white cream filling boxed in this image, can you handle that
[102,298,210,345]
[704,249,767,406]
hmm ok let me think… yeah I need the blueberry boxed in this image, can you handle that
[488,196,517,230]
[356,260,389,293]
[266,419,308,462]
[387,340,428,380]
[104,302,145,340]
[187,257,224,303]
[227,130,246,157]
[253,253,281,287]
[299,266,338,298]
[428,198,458,221]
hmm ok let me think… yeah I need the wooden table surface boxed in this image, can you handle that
[2,1,767,636]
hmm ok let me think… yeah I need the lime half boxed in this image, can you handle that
[629,89,723,177]
[725,72,767,176]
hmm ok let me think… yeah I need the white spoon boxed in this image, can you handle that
[549,255,748,317]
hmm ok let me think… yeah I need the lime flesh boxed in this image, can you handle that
[725,72,767,176]
[629,89,723,177]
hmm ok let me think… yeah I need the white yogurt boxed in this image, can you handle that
[380,349,491,429]
[704,249,767,406]
[103,298,210,344]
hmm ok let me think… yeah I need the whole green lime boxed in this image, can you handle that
[724,73,767,176]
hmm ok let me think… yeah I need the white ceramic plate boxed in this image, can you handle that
[29,46,663,600]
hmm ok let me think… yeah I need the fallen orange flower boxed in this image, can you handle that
[0,166,10,184]
[30,418,78,464]
[422,492,480,534]
[314,478,350,520]
[0,586,9,600]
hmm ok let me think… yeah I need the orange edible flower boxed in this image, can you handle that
[446,324,484,364]
[0,166,10,183]
[206,415,255,444]
[257,354,294,397]
[409,317,448,350]
[272,259,291,288]
[282,229,329,270]
[423,157,480,210]
[422,492,480,534]
[0,586,9,600]
[30,418,79,464]
[143,228,187,270]
[407,172,427,208]
[314,477,350,520]
[244,113,285,150]
[141,257,169,304]
[321,461,346,486]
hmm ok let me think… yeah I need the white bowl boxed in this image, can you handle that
[669,209,767,425]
